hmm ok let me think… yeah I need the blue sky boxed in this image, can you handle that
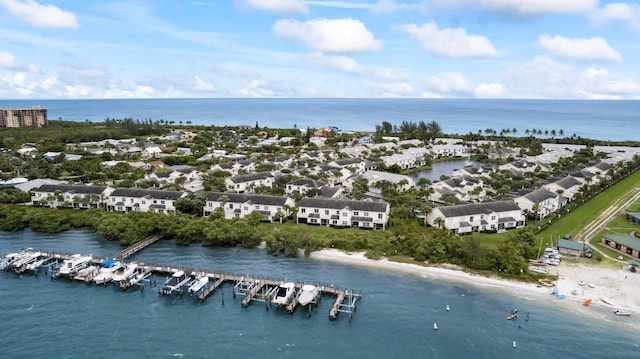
[1,0,639,99]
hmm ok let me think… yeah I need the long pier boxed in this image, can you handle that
[113,232,165,260]
[5,249,361,321]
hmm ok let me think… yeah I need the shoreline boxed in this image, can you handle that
[309,249,640,331]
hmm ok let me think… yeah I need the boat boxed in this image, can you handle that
[583,298,592,306]
[571,289,579,295]
[127,269,151,287]
[111,263,138,283]
[10,250,42,273]
[159,270,192,295]
[529,266,549,274]
[57,254,93,277]
[73,266,99,282]
[506,314,518,320]
[613,310,632,316]
[557,294,566,299]
[272,282,296,306]
[587,283,596,288]
[578,281,586,286]
[600,297,616,306]
[93,260,123,285]
[445,305,450,311]
[298,284,319,306]
[188,275,209,294]
[433,322,438,330]
[1,248,34,270]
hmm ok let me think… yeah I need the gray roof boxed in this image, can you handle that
[207,192,290,206]
[332,158,362,166]
[35,184,107,195]
[289,178,325,188]
[552,176,582,189]
[437,201,521,218]
[228,172,273,183]
[298,197,388,212]
[110,188,185,200]
[521,188,557,203]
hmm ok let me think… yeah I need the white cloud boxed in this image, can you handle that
[578,67,639,99]
[194,76,216,91]
[302,1,371,9]
[306,52,361,73]
[65,85,91,98]
[539,35,622,62]
[590,2,640,32]
[272,18,382,53]
[0,0,78,29]
[242,0,308,14]
[135,85,155,98]
[58,63,109,85]
[0,51,41,72]
[438,0,597,17]
[237,79,275,97]
[424,72,473,97]
[363,79,414,97]
[473,83,505,98]
[397,22,499,58]
[40,76,58,90]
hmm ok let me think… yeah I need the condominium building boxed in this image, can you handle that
[0,106,48,127]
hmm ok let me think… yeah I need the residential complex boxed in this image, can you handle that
[0,107,47,127]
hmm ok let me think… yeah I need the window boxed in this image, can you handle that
[491,215,496,221]
[469,216,474,222]
[301,208,306,213]
[161,200,165,205]
[142,200,146,205]
[324,210,329,215]
[364,212,369,217]
[255,205,259,210]
[342,212,348,217]
[342,221,348,226]
[378,213,383,219]
[314,208,319,213]
[243,206,248,211]
[354,211,359,216]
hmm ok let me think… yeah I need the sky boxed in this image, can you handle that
[1,0,639,99]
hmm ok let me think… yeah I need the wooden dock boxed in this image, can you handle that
[11,249,361,321]
[113,232,165,261]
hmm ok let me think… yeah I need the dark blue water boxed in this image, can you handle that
[408,159,480,183]
[1,98,638,141]
[1,229,639,358]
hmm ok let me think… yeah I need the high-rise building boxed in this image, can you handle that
[0,106,48,127]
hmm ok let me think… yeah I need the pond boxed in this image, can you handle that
[407,159,480,184]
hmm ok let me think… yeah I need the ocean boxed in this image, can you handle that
[1,229,639,358]
[0,98,638,142]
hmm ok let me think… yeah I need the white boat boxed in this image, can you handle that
[93,259,123,285]
[529,266,549,274]
[128,269,151,287]
[10,250,41,272]
[433,322,438,330]
[600,297,616,306]
[1,248,34,270]
[58,254,93,277]
[613,310,632,316]
[73,266,99,282]
[111,263,138,282]
[188,275,209,294]
[272,282,296,306]
[298,284,319,306]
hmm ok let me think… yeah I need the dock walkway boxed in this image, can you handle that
[16,249,361,320]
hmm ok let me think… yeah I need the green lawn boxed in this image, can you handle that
[537,169,640,243]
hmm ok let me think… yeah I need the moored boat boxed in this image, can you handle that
[600,297,616,306]
[272,282,296,306]
[57,254,93,278]
[298,284,319,306]
[93,260,123,285]
[188,275,209,294]
[506,314,518,320]
[613,310,631,316]
[111,263,138,283]
[583,298,592,306]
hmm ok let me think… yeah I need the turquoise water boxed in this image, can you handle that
[1,98,638,141]
[1,229,639,358]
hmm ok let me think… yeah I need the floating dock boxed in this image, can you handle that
[3,248,361,321]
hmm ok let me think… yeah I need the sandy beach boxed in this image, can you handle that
[310,249,640,329]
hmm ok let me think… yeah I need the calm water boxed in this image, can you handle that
[408,159,480,184]
[1,98,638,141]
[1,229,639,358]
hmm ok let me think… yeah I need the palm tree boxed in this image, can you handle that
[434,217,445,230]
